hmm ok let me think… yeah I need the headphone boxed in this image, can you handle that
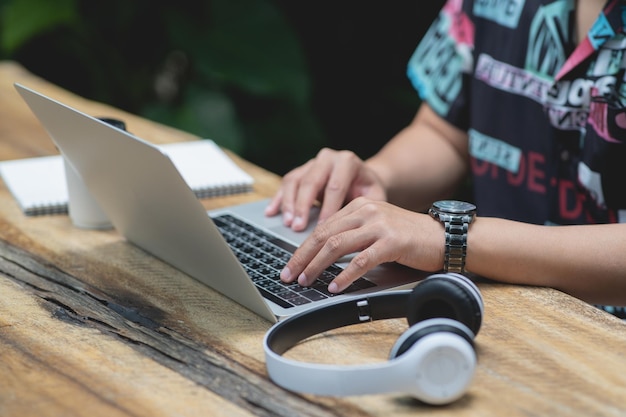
[263,272,483,405]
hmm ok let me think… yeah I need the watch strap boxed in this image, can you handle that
[443,215,471,273]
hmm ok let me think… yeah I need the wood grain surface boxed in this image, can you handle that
[0,61,624,417]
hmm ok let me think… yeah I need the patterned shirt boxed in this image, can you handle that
[408,0,626,226]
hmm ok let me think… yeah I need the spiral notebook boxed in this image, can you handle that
[0,140,254,216]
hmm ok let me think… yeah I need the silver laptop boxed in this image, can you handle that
[15,83,427,323]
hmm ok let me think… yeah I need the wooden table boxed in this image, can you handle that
[0,61,624,417]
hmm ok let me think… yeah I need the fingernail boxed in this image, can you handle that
[292,216,305,230]
[283,211,293,226]
[297,273,308,286]
[328,282,339,293]
[280,267,292,282]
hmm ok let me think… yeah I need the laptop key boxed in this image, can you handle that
[300,289,328,302]
[289,296,311,306]
[256,287,293,309]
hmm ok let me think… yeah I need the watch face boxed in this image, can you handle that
[433,200,476,214]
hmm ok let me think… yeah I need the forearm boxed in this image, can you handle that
[365,104,469,211]
[467,218,626,306]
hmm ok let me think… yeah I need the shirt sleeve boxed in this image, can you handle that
[407,0,475,130]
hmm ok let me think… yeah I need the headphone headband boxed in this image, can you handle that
[265,291,411,355]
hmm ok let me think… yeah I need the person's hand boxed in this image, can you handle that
[279,197,445,293]
[264,148,387,231]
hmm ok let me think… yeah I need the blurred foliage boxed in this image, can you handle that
[0,0,440,174]
[0,0,325,174]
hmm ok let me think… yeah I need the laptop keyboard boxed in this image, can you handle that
[212,214,376,309]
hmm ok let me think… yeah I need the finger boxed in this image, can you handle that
[279,230,330,284]
[328,244,385,293]
[290,156,335,231]
[278,163,310,227]
[280,211,357,283]
[318,152,362,223]
[264,189,284,217]
[294,221,371,287]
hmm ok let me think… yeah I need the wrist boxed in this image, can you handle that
[364,157,392,193]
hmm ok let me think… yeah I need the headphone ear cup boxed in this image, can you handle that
[406,273,483,335]
[388,318,477,405]
[389,317,475,359]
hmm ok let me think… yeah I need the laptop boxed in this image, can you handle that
[14,83,427,323]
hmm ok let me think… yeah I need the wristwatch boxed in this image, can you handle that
[428,200,477,274]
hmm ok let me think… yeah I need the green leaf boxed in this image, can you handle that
[1,0,78,53]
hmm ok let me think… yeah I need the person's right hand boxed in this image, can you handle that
[264,148,387,231]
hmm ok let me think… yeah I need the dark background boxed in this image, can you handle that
[0,0,444,175]
[277,2,442,161]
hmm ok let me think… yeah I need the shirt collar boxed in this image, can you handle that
[555,0,625,81]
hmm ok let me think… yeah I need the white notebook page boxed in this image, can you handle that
[0,140,254,216]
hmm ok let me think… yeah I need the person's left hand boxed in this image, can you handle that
[279,197,445,293]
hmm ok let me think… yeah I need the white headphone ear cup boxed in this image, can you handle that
[389,317,475,359]
[388,318,477,405]
[390,321,431,360]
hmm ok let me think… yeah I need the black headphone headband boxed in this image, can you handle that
[266,290,411,355]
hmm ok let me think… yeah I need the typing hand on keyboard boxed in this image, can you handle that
[213,214,376,309]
